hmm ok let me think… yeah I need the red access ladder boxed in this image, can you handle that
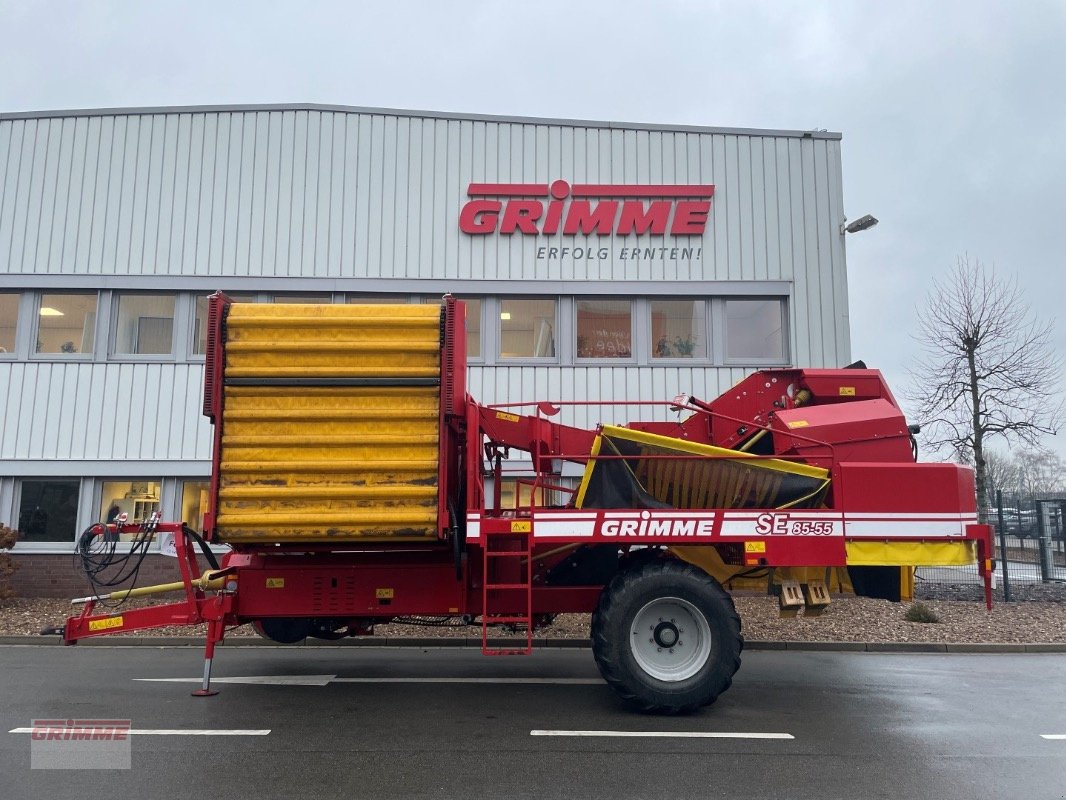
[481,525,533,655]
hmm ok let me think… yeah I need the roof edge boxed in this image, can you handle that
[0,102,843,140]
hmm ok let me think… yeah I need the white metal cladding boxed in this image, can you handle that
[0,106,848,362]
[0,362,211,462]
[0,105,851,512]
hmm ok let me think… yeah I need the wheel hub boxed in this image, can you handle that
[653,621,680,648]
[630,597,713,682]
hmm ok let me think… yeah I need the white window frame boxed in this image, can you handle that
[645,298,712,365]
[495,296,561,365]
[30,290,100,362]
[573,297,638,365]
[109,291,181,362]
[719,297,790,366]
[0,291,22,360]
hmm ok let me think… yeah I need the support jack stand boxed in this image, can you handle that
[192,620,223,697]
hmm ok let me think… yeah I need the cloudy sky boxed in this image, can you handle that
[2,0,1063,454]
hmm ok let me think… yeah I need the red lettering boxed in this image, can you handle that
[499,200,543,235]
[458,200,501,234]
[461,185,714,237]
[542,199,565,234]
[670,200,711,235]
[617,200,671,235]
[563,200,619,235]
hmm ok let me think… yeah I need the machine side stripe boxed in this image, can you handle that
[845,521,968,538]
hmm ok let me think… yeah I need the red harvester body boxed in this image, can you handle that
[63,295,992,711]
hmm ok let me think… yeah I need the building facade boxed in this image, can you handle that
[0,104,849,591]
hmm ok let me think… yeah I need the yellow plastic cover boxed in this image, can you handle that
[845,540,977,566]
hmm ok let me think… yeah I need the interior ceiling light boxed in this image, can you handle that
[39,307,65,316]
[500,312,511,320]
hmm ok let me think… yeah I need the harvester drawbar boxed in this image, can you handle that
[60,294,993,713]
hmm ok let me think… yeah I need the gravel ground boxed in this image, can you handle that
[5,595,1065,643]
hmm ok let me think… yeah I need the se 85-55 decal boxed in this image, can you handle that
[754,513,841,536]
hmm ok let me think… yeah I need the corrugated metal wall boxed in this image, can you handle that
[0,105,848,478]
[0,109,844,285]
[0,362,210,462]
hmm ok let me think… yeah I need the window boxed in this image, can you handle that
[498,478,538,511]
[651,300,706,359]
[463,298,481,359]
[193,293,258,355]
[0,292,18,353]
[36,293,96,355]
[271,294,333,304]
[499,299,556,358]
[725,299,786,361]
[114,294,175,355]
[18,480,80,542]
[496,477,574,510]
[348,295,409,303]
[576,299,632,359]
[181,480,210,532]
[100,480,162,528]
[419,297,481,358]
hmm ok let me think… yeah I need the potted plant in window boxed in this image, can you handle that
[673,336,696,357]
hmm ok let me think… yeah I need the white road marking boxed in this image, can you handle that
[530,730,794,739]
[135,675,336,686]
[134,675,602,686]
[1041,734,1066,740]
[10,728,269,736]
[332,677,603,685]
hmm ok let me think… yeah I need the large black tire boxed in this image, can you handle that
[591,559,742,714]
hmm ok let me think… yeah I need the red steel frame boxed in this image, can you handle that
[61,295,995,693]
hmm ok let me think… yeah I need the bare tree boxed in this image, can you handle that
[910,256,1064,520]
[982,449,1020,502]
[1014,448,1064,498]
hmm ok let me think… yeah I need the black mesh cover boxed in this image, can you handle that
[576,429,829,511]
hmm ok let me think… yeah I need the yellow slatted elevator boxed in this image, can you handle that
[215,303,442,543]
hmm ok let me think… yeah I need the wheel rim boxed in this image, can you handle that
[629,597,713,682]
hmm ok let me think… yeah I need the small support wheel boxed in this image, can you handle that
[591,559,742,714]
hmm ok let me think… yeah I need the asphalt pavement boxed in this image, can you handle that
[2,645,1065,799]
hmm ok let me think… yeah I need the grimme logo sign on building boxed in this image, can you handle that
[459,180,714,261]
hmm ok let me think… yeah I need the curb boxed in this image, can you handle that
[1,635,1064,653]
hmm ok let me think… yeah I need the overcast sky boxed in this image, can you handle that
[2,0,1063,455]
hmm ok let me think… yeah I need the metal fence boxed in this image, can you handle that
[915,492,1066,602]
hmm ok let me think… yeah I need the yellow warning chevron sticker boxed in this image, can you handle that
[88,616,123,632]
